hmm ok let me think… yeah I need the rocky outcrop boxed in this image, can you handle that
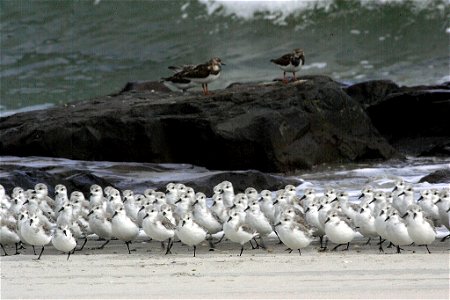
[419,169,450,184]
[0,75,398,172]
[345,80,450,156]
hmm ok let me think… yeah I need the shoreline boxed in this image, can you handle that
[1,236,449,299]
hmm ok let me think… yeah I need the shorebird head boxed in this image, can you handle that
[293,48,304,56]
[209,57,225,66]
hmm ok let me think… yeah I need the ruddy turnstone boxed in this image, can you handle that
[270,48,305,83]
[174,57,225,95]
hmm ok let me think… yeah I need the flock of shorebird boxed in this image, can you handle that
[0,179,449,260]
[161,48,305,94]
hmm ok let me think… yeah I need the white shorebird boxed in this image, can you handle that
[175,213,207,257]
[385,210,413,254]
[245,200,273,249]
[403,205,436,254]
[0,212,21,255]
[52,225,77,260]
[324,209,356,251]
[111,207,139,254]
[87,205,112,249]
[142,208,176,254]
[20,214,52,260]
[223,212,258,256]
[275,215,314,255]
[193,192,222,248]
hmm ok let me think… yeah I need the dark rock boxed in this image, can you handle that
[116,80,172,94]
[419,168,450,184]
[0,75,398,172]
[346,80,450,156]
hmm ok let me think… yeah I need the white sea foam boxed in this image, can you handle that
[197,0,441,25]
[0,103,54,118]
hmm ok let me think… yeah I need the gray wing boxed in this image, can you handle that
[241,224,256,235]
[160,216,176,230]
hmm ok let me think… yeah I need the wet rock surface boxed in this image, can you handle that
[1,76,448,172]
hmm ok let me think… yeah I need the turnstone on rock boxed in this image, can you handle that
[167,57,224,95]
[270,48,305,83]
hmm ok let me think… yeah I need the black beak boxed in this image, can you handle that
[324,217,330,224]
[435,199,442,204]
[30,219,33,225]
[112,211,118,218]
[275,222,281,227]
[258,197,263,202]
[230,204,236,209]
[211,201,216,207]
[300,195,306,201]
[330,198,337,203]
[318,204,323,211]
[305,207,310,213]
[244,206,249,212]
[417,196,423,202]
[175,199,181,204]
[369,198,376,204]
[63,230,67,236]
[358,194,363,199]
[360,208,364,213]
[181,220,186,227]
[193,200,198,206]
[385,216,390,222]
[413,212,417,219]
[401,212,408,218]
[398,192,405,196]
[139,206,144,212]
[87,211,93,216]
[227,216,232,222]
[143,213,149,219]
[273,200,279,205]
[392,186,398,192]
[24,199,29,205]
[58,207,64,212]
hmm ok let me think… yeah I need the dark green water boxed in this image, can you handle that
[1,0,449,116]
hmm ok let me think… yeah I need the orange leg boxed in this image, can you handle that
[282,71,288,84]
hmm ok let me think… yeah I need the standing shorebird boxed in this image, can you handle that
[163,57,225,95]
[270,48,305,83]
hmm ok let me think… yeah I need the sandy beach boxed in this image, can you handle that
[1,235,448,299]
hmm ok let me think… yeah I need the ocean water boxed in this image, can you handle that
[0,0,449,116]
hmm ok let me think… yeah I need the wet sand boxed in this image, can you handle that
[1,235,449,299]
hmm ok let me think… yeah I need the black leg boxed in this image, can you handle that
[208,235,215,250]
[289,249,293,254]
[344,242,350,251]
[37,246,45,260]
[396,245,401,254]
[97,240,110,249]
[214,233,226,245]
[440,234,450,242]
[67,251,71,260]
[1,243,8,256]
[160,241,166,250]
[125,242,131,254]
[298,249,302,256]
[165,238,172,255]
[365,238,371,245]
[387,242,393,248]
[425,245,431,254]
[19,242,26,250]
[15,243,20,255]
[239,245,244,256]
[32,245,36,255]
[331,244,343,251]
[378,237,384,253]
[77,237,88,251]
[193,245,196,257]
[274,231,283,244]
[319,236,323,248]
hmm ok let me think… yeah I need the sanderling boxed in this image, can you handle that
[275,215,314,255]
[142,208,176,254]
[324,209,356,251]
[223,212,258,256]
[111,207,139,254]
[175,213,207,257]
[385,210,413,253]
[52,225,77,260]
[403,205,436,253]
[20,214,52,260]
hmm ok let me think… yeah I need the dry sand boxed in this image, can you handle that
[1,235,449,299]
